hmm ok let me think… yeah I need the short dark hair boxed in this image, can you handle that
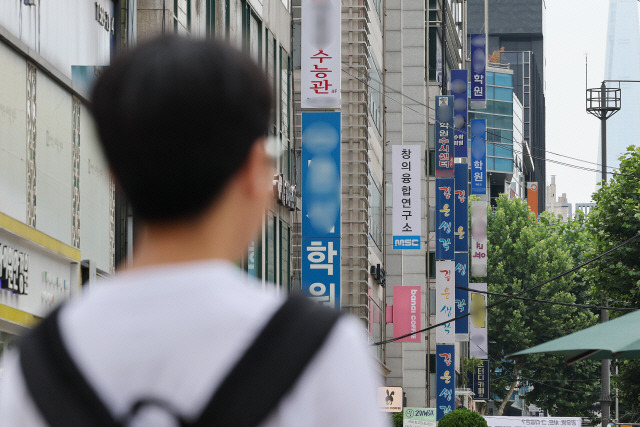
[91,36,272,221]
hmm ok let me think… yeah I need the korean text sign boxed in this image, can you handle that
[484,416,582,427]
[393,286,422,343]
[301,238,340,309]
[392,145,421,249]
[435,178,454,260]
[436,344,455,420]
[454,252,469,337]
[451,70,468,158]
[454,163,468,252]
[403,408,436,427]
[301,112,341,238]
[470,34,486,109]
[435,96,454,177]
[471,201,488,277]
[301,0,341,109]
[468,360,490,400]
[436,260,455,343]
[469,283,488,359]
[470,119,487,195]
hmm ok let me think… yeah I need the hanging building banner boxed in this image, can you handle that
[392,145,421,249]
[454,252,469,338]
[451,70,468,158]
[469,283,488,359]
[454,163,468,252]
[527,182,539,219]
[470,119,487,195]
[470,34,487,109]
[471,201,488,277]
[435,96,454,177]
[301,112,341,309]
[467,359,490,400]
[393,286,422,343]
[436,344,455,420]
[436,260,455,343]
[301,0,341,109]
[435,178,454,260]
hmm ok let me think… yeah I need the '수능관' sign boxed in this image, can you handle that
[392,145,421,249]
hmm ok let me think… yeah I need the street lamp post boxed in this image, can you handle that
[586,81,620,427]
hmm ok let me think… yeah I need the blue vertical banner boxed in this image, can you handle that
[470,34,487,109]
[451,70,468,158]
[454,163,468,252]
[467,360,490,400]
[470,119,487,195]
[436,344,456,420]
[435,96,454,177]
[435,178,454,260]
[302,112,341,309]
[454,252,469,336]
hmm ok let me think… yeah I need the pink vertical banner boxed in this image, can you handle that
[393,286,422,343]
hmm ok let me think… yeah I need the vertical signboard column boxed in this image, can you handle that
[392,146,421,250]
[393,286,422,343]
[435,96,454,177]
[301,112,341,309]
[469,283,488,359]
[453,164,469,338]
[435,178,454,260]
[470,34,487,110]
[435,261,455,343]
[436,344,455,420]
[470,119,487,196]
[301,0,341,109]
[451,70,468,159]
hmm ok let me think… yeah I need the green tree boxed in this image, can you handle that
[585,146,640,420]
[438,408,487,427]
[479,195,599,416]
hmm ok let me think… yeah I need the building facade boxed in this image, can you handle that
[0,0,115,356]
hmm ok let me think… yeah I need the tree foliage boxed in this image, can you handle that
[480,195,599,416]
[585,146,640,420]
[438,408,488,427]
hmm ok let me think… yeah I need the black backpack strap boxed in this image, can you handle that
[19,295,341,427]
[19,305,121,427]
[189,295,342,427]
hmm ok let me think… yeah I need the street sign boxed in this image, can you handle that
[378,386,403,413]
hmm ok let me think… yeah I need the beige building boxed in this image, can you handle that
[545,175,572,221]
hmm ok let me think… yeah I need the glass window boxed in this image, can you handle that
[429,288,436,315]
[427,251,436,278]
[486,86,494,100]
[495,115,513,129]
[494,144,512,158]
[486,72,494,85]
[495,87,512,101]
[501,130,513,142]
[428,206,436,232]
[206,0,215,38]
[266,31,277,135]
[493,100,513,116]
[494,73,513,88]
[428,149,435,177]
[280,221,290,291]
[486,157,495,171]
[494,158,513,172]
[249,12,261,63]
[233,0,244,49]
[266,213,275,283]
[280,49,291,180]
[368,57,383,133]
[486,143,495,156]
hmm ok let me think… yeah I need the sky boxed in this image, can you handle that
[545,0,611,205]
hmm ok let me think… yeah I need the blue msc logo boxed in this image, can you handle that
[393,236,421,249]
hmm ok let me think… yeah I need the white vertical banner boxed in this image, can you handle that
[436,260,455,343]
[469,283,488,358]
[301,0,341,109]
[392,146,422,249]
[471,201,487,277]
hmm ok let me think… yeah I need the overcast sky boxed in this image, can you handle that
[545,0,611,205]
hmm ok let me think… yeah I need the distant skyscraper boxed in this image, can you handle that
[602,0,640,174]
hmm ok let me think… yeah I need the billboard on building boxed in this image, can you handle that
[301,0,341,109]
[393,286,422,343]
[392,145,421,249]
[471,201,488,277]
[454,252,469,337]
[470,34,487,109]
[454,163,468,252]
[527,182,539,218]
[468,359,490,400]
[435,178,454,260]
[470,119,487,195]
[469,283,488,359]
[436,260,455,343]
[436,344,455,420]
[301,112,341,309]
[435,96,454,177]
[451,70,468,158]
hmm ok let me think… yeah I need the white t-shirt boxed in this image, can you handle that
[0,260,388,427]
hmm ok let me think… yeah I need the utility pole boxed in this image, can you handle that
[586,81,620,427]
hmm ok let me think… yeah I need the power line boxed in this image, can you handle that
[341,67,638,178]
[372,233,640,346]
[454,285,636,312]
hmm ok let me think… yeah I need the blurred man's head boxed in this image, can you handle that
[91,36,273,257]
